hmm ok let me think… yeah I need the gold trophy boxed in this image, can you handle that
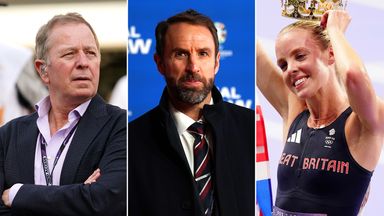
[281,0,348,21]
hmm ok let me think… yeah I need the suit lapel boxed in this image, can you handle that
[157,95,192,178]
[60,96,110,184]
[204,105,239,215]
[161,114,203,213]
[162,115,192,175]
[18,115,39,183]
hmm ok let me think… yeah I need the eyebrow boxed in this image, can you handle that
[58,45,98,53]
[277,47,309,63]
[171,47,213,53]
[171,47,188,53]
[290,47,308,56]
[277,47,307,60]
[197,47,213,53]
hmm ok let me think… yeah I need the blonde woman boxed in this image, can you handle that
[257,10,384,215]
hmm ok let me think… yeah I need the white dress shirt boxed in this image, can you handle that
[169,99,213,175]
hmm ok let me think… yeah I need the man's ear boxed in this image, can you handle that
[35,59,49,83]
[154,54,165,75]
[214,52,221,74]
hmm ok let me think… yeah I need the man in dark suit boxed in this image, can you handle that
[129,9,255,216]
[0,13,126,215]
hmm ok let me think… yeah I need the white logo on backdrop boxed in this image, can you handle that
[128,26,152,55]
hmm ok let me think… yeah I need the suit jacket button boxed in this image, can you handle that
[182,201,192,210]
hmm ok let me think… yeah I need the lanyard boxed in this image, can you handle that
[40,121,80,186]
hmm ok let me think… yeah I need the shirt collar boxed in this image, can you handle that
[35,96,91,121]
[169,97,214,136]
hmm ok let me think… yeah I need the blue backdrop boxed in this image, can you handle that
[128,0,255,121]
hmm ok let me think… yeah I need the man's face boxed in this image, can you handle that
[42,23,100,105]
[155,23,220,105]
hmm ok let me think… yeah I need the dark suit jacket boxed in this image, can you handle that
[0,95,126,216]
[129,87,255,216]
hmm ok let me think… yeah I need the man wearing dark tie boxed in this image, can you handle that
[129,9,255,216]
[0,13,126,215]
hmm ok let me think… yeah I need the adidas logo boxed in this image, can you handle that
[287,129,302,144]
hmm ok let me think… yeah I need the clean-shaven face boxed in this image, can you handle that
[43,22,100,104]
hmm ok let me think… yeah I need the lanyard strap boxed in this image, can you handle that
[40,121,80,186]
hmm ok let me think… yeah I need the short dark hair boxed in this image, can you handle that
[155,9,219,58]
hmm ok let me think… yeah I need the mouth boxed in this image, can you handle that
[181,79,202,89]
[73,76,91,81]
[184,77,201,83]
[293,77,307,88]
[180,74,203,88]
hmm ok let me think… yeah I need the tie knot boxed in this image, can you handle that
[187,121,205,135]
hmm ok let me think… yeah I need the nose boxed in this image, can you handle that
[286,61,298,75]
[186,54,200,73]
[76,51,89,69]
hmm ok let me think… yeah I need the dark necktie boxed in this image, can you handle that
[187,121,214,215]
